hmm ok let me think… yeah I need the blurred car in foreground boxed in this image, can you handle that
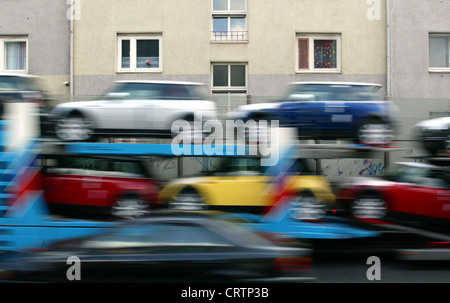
[159,157,335,220]
[50,80,217,141]
[336,162,450,229]
[41,154,159,218]
[2,211,312,282]
[413,116,450,156]
[229,82,399,146]
[0,73,52,132]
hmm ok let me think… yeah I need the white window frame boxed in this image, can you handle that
[211,62,248,115]
[296,34,341,73]
[0,36,28,73]
[429,33,450,73]
[211,63,248,93]
[117,34,163,73]
[211,0,248,43]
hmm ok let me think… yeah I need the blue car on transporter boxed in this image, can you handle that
[229,82,400,145]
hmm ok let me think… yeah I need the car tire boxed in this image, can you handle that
[170,187,207,211]
[55,112,95,142]
[287,191,326,221]
[356,118,394,145]
[351,191,387,219]
[111,193,148,219]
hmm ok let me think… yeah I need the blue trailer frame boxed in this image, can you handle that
[0,113,384,253]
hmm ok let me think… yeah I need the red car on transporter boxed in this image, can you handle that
[336,162,450,229]
[41,154,160,218]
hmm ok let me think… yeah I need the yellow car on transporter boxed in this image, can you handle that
[159,157,335,220]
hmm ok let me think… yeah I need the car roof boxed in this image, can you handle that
[114,80,205,86]
[289,81,382,87]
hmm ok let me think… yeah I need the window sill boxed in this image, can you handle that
[210,40,249,44]
[428,68,450,73]
[116,69,163,74]
[1,70,28,74]
[296,70,342,74]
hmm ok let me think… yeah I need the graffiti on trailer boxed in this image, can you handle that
[147,157,176,171]
[358,159,385,177]
[321,159,385,177]
[195,157,218,172]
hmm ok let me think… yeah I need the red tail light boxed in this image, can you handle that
[426,242,450,249]
[275,257,311,272]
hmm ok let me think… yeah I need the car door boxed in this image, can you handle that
[42,157,86,206]
[86,99,137,130]
[389,166,448,220]
[277,99,321,132]
[206,158,274,207]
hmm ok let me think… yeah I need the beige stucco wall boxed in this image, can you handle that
[74,0,386,77]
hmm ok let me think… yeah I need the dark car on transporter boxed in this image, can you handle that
[229,82,400,146]
[413,116,450,157]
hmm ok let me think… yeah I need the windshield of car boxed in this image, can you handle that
[209,157,314,176]
[0,76,41,92]
[387,164,450,189]
[105,82,209,100]
[282,83,383,101]
[214,157,263,175]
[76,216,274,253]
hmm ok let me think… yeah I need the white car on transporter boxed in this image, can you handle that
[51,80,218,141]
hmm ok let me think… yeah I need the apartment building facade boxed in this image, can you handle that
[0,0,71,100]
[70,0,387,114]
[387,0,450,142]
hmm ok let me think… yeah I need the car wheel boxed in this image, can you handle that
[111,193,148,219]
[287,191,326,221]
[170,188,207,211]
[55,113,94,141]
[351,191,387,219]
[357,119,394,145]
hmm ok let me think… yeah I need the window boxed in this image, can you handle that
[118,34,162,72]
[296,34,341,73]
[211,63,247,114]
[429,33,450,72]
[212,64,246,90]
[212,0,247,42]
[0,37,28,72]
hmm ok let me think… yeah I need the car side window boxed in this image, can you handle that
[87,222,235,255]
[214,157,262,176]
[427,170,450,189]
[0,76,16,91]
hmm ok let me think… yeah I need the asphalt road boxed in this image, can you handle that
[310,251,450,283]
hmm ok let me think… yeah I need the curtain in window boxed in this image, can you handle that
[429,35,450,68]
[314,40,336,69]
[298,39,309,69]
[5,41,26,70]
